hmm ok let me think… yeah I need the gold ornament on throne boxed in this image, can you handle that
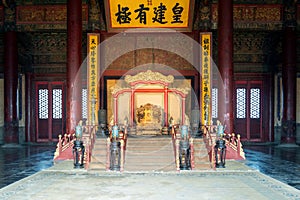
[136,103,161,126]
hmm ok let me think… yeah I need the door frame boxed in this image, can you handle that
[234,73,273,142]
[234,80,263,141]
[35,81,66,142]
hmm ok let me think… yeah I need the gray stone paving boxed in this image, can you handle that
[1,160,299,200]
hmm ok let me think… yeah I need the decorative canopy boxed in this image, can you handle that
[124,70,174,86]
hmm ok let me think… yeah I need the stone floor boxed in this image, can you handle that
[0,143,299,199]
[242,144,300,190]
[0,145,55,189]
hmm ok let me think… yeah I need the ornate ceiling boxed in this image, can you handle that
[0,0,298,74]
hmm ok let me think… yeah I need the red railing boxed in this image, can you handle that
[82,125,97,169]
[170,125,180,171]
[224,133,245,160]
[201,125,246,167]
[189,137,195,170]
[54,123,245,171]
[53,131,75,160]
[170,125,195,171]
[106,137,111,171]
[202,125,216,169]
[53,125,98,170]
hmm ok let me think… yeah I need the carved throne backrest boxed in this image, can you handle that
[136,103,162,126]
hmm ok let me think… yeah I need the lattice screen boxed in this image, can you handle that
[250,88,260,119]
[82,88,87,119]
[212,87,218,118]
[52,89,62,119]
[38,89,48,119]
[236,88,246,119]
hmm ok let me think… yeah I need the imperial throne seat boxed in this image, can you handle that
[135,103,162,135]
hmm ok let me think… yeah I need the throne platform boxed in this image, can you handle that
[135,103,162,135]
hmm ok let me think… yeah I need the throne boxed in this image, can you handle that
[135,103,162,135]
[109,70,191,135]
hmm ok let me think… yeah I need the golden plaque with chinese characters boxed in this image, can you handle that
[104,0,195,32]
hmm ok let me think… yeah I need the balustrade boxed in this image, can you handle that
[53,123,98,170]
[201,125,216,169]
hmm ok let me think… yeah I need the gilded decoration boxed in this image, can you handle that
[104,0,195,32]
[198,0,211,30]
[32,65,66,74]
[17,0,75,4]
[31,32,66,56]
[3,3,16,31]
[169,87,191,95]
[212,0,282,3]
[17,24,69,31]
[255,7,281,21]
[89,0,106,31]
[283,0,297,27]
[4,5,15,23]
[136,103,162,126]
[24,32,68,70]
[110,84,130,96]
[233,31,267,63]
[125,70,174,85]
[211,4,283,30]
[233,31,282,66]
[212,4,282,22]
[16,4,88,24]
[232,30,283,68]
[233,32,265,53]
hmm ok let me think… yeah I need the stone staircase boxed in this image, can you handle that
[88,136,212,172]
[192,138,212,170]
[88,136,107,171]
[124,136,176,172]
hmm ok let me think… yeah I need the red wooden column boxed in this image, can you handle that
[281,28,297,144]
[4,31,19,143]
[217,0,234,134]
[130,88,134,126]
[164,87,168,127]
[181,97,186,126]
[113,97,118,124]
[66,0,82,133]
[25,72,32,142]
[281,0,297,145]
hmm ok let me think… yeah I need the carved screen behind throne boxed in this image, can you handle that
[106,71,192,130]
[135,92,164,128]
